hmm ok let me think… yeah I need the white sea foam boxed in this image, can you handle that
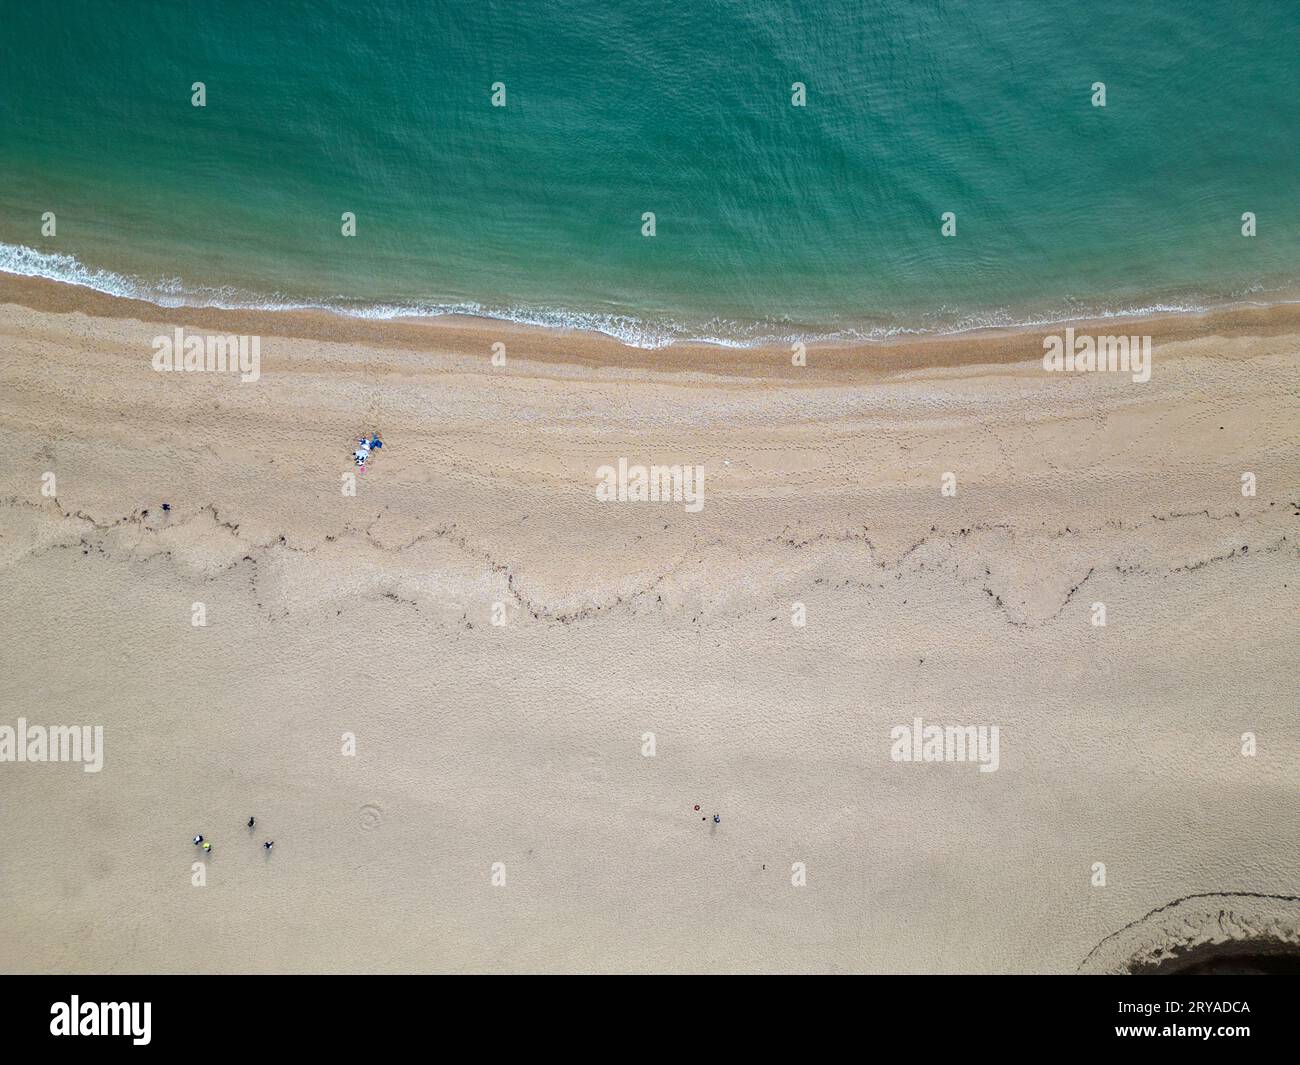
[1,242,1293,351]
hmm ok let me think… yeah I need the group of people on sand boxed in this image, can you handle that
[352,432,384,471]
[192,816,273,855]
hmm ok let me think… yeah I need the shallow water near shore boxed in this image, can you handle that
[1,0,1296,345]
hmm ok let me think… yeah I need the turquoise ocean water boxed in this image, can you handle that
[0,0,1295,346]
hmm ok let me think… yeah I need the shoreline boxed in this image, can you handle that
[3,271,1299,381]
[1,274,1296,973]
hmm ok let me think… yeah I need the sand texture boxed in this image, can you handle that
[0,278,1295,972]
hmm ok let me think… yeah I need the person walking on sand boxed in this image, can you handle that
[202,841,212,853]
[263,841,273,851]
[247,817,255,829]
[193,834,203,845]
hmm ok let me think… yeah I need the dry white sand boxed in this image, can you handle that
[0,287,1296,972]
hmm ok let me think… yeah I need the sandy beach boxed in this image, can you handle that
[0,275,1295,973]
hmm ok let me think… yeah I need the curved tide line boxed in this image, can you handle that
[1,241,1295,351]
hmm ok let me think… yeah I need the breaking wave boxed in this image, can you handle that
[0,241,1293,350]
